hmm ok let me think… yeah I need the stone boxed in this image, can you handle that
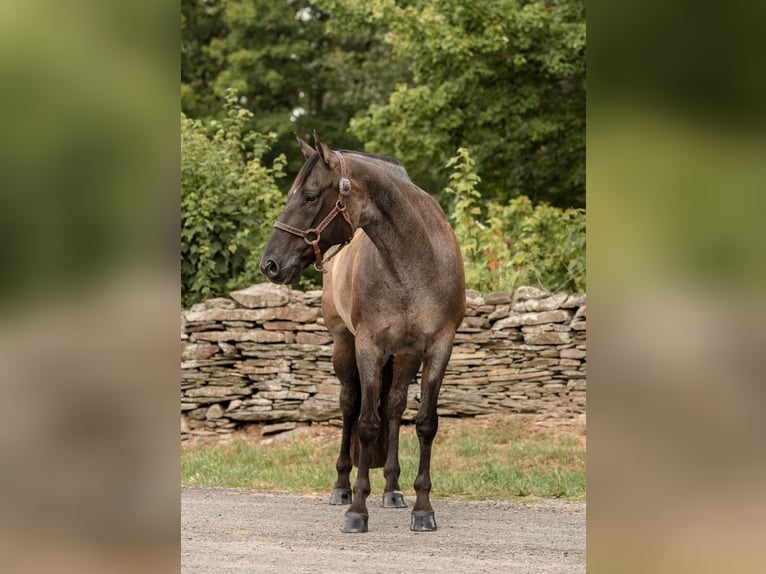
[560,348,587,359]
[185,386,250,399]
[205,404,225,419]
[189,297,237,312]
[465,290,485,308]
[302,290,323,305]
[223,321,255,329]
[484,292,512,305]
[214,343,236,358]
[523,331,572,345]
[296,331,333,345]
[492,309,572,330]
[487,305,510,322]
[263,321,299,331]
[460,316,489,330]
[230,283,290,309]
[513,286,551,301]
[193,330,290,343]
[184,308,269,323]
[187,407,208,420]
[561,294,586,309]
[260,421,297,435]
[182,343,220,360]
[512,293,569,312]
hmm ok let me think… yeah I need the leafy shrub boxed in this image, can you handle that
[181,91,286,307]
[445,148,585,294]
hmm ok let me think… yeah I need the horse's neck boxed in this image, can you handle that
[359,177,436,270]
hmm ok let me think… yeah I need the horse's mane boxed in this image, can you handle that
[339,150,405,169]
[298,149,409,180]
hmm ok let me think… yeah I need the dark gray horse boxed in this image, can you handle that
[261,132,465,533]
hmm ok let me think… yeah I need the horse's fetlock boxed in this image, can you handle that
[383,462,400,479]
[414,475,432,493]
[336,458,352,475]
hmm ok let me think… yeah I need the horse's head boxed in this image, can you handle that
[260,131,356,285]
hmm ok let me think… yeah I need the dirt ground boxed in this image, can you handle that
[182,414,586,572]
[181,487,585,573]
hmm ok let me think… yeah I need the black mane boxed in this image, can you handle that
[340,150,404,168]
[295,148,409,187]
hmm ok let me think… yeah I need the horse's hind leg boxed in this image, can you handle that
[411,333,455,531]
[382,354,420,509]
[330,331,359,506]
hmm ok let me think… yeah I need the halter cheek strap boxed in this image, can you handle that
[272,151,355,272]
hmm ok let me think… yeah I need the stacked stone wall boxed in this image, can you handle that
[181,284,586,438]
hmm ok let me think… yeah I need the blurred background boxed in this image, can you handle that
[588,0,766,572]
[0,1,178,573]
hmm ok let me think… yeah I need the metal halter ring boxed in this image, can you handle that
[339,177,352,196]
[303,229,320,244]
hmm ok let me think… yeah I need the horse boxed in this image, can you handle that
[260,131,465,533]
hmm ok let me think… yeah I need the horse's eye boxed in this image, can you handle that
[303,193,319,204]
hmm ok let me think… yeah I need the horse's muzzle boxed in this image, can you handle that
[261,257,282,283]
[260,256,301,285]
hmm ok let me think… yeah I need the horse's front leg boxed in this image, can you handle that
[330,331,359,506]
[382,354,421,509]
[340,336,384,533]
[411,333,455,531]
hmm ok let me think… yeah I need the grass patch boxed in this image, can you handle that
[182,418,585,501]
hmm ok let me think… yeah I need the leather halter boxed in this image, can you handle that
[272,151,355,272]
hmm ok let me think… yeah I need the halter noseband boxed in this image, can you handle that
[272,151,355,272]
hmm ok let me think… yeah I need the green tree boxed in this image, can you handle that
[324,0,585,208]
[182,0,402,178]
[181,91,286,306]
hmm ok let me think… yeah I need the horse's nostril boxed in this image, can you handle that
[261,258,279,278]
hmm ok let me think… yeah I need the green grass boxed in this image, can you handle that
[181,419,585,501]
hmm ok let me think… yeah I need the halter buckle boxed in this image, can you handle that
[339,177,352,196]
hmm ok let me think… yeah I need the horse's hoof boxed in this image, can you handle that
[382,491,407,508]
[410,510,437,532]
[330,488,352,505]
[340,512,369,533]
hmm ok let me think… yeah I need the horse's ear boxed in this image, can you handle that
[313,130,338,169]
[295,134,316,159]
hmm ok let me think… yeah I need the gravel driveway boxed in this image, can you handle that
[182,486,585,573]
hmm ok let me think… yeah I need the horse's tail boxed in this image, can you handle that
[350,357,393,469]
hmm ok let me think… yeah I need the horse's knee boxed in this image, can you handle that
[415,411,438,440]
[358,410,381,444]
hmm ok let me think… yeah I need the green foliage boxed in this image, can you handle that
[446,148,586,294]
[181,0,390,178]
[181,91,286,307]
[334,0,585,208]
[182,0,585,208]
